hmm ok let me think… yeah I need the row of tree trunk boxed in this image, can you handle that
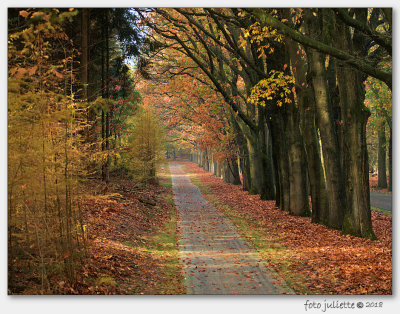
[182,9,380,239]
[191,149,241,186]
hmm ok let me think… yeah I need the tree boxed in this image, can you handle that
[365,74,392,190]
[125,106,165,183]
[247,8,392,88]
[135,7,391,238]
[8,8,87,292]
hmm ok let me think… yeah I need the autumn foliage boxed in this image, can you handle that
[8,9,88,293]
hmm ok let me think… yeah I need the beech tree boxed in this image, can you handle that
[136,7,391,238]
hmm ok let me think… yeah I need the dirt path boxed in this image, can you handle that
[170,162,293,295]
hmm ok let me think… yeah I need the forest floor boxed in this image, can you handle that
[181,161,392,295]
[15,161,391,295]
[53,164,185,294]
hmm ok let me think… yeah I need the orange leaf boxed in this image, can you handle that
[9,67,18,76]
[63,250,70,259]
[19,10,29,18]
[28,65,38,76]
[32,11,45,18]
[54,71,64,79]
[15,68,27,78]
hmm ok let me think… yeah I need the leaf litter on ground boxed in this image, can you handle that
[55,170,184,295]
[182,161,392,295]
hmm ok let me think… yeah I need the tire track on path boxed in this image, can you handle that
[170,162,294,295]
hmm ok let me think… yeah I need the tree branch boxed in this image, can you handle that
[248,8,392,89]
[334,8,391,55]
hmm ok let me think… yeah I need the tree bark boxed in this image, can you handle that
[269,116,290,211]
[216,160,221,178]
[300,93,328,223]
[286,99,310,216]
[104,10,110,184]
[249,8,392,88]
[246,133,274,200]
[377,121,387,188]
[308,48,345,229]
[335,16,376,239]
[286,37,328,223]
[239,145,251,192]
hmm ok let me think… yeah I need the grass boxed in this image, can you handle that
[186,169,314,294]
[158,164,173,189]
[147,163,184,294]
[135,202,184,294]
[372,206,392,217]
[121,163,184,294]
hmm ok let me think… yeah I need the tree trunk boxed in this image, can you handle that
[246,121,275,200]
[286,99,310,216]
[216,161,221,178]
[308,48,345,229]
[104,10,110,184]
[300,94,329,223]
[246,136,266,198]
[231,112,251,191]
[221,161,233,183]
[286,37,328,223]
[261,118,275,200]
[229,157,241,185]
[338,67,375,238]
[221,158,241,185]
[239,147,251,192]
[268,116,290,211]
[335,16,376,239]
[204,148,210,172]
[210,153,215,175]
[377,121,387,188]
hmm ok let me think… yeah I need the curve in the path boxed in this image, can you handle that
[170,162,293,295]
[370,191,392,211]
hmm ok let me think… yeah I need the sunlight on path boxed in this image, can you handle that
[170,162,294,295]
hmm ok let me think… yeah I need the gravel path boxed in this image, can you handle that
[170,162,293,295]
